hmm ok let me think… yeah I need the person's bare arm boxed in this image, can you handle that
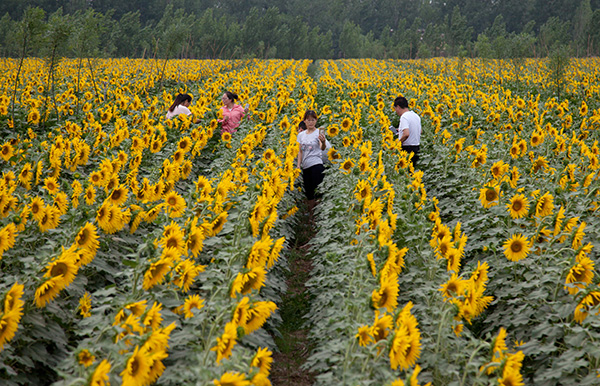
[399,128,410,143]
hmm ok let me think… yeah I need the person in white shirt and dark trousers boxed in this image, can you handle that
[297,110,331,210]
[393,96,422,169]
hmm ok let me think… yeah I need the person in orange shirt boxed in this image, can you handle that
[219,91,248,134]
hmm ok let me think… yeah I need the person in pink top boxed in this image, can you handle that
[219,91,248,134]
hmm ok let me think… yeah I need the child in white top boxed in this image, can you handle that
[166,94,192,119]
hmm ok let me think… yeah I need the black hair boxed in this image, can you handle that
[298,121,307,132]
[169,93,192,112]
[224,91,239,101]
[393,96,409,109]
[303,110,318,121]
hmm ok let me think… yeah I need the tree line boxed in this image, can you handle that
[1,0,600,59]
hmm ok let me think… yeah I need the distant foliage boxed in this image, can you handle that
[0,1,600,58]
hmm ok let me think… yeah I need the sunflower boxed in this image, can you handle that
[509,144,520,158]
[435,234,453,259]
[564,257,595,295]
[372,276,399,311]
[535,192,554,218]
[53,192,69,214]
[0,309,22,350]
[530,131,543,147]
[18,163,33,189]
[439,274,466,299]
[45,252,79,285]
[490,160,509,180]
[251,347,273,376]
[221,132,232,142]
[142,257,173,290]
[195,175,213,195]
[506,194,529,219]
[232,266,267,297]
[531,156,549,174]
[186,227,205,258]
[0,223,16,257]
[503,234,530,262]
[371,313,393,342]
[173,259,204,292]
[78,349,95,367]
[140,302,163,332]
[213,371,249,386]
[392,302,421,371]
[163,191,186,218]
[85,185,96,205]
[183,294,204,318]
[209,212,228,236]
[3,282,24,313]
[327,125,339,137]
[34,276,63,308]
[78,292,92,318]
[27,107,40,125]
[470,261,489,290]
[574,291,600,323]
[161,223,185,253]
[354,180,372,202]
[44,176,60,196]
[479,184,500,208]
[94,203,111,233]
[89,359,111,386]
[0,143,13,162]
[100,109,112,124]
[341,117,352,130]
[211,321,238,363]
[340,158,355,174]
[388,325,411,371]
[75,222,99,252]
[120,346,151,386]
[355,325,374,347]
[243,301,277,334]
[108,185,128,206]
[571,221,586,249]
[446,247,461,273]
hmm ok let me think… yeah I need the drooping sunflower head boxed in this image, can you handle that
[535,192,554,218]
[340,158,355,174]
[439,274,465,299]
[479,185,500,208]
[77,349,95,367]
[370,313,393,342]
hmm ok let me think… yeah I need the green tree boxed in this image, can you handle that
[0,13,17,57]
[588,9,600,55]
[10,7,45,125]
[339,20,363,58]
[41,8,72,126]
[538,16,572,56]
[448,6,473,56]
[573,0,592,56]
[69,9,110,103]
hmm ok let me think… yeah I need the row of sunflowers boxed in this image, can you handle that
[0,56,599,385]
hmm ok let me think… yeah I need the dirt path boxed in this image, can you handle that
[270,204,316,386]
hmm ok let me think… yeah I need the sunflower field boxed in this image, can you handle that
[0,56,599,386]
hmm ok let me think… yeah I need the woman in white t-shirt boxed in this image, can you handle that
[166,93,192,119]
[297,110,331,206]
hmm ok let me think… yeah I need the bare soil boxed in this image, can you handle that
[270,206,316,386]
